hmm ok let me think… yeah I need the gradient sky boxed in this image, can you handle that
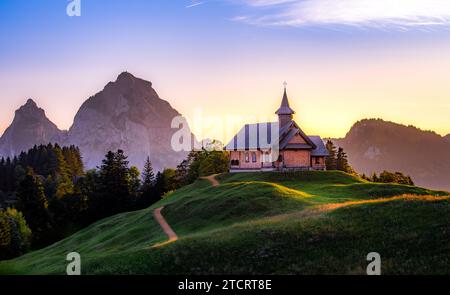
[1,0,450,143]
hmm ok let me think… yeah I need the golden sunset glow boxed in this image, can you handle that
[1,1,449,142]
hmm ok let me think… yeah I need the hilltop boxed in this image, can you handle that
[1,171,449,275]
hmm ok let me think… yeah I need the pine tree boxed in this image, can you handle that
[62,146,84,179]
[0,210,12,249]
[54,145,74,198]
[98,150,131,216]
[162,169,177,192]
[16,168,52,246]
[325,140,337,170]
[175,159,189,187]
[128,166,141,196]
[336,147,354,173]
[371,172,378,182]
[154,172,165,200]
[142,157,155,194]
[4,158,15,192]
[0,158,6,192]
[139,158,162,207]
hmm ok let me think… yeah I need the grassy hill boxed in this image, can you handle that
[1,171,449,275]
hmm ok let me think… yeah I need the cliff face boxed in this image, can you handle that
[66,72,190,171]
[333,119,450,191]
[0,73,193,171]
[0,99,65,158]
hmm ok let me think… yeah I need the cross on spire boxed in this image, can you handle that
[275,82,295,116]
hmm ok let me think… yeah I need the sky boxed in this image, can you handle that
[1,0,450,143]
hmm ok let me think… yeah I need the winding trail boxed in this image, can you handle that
[150,175,449,248]
[202,174,220,187]
[151,174,220,248]
[152,174,220,248]
[151,206,178,248]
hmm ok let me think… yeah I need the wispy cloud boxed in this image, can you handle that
[186,1,205,8]
[232,0,450,29]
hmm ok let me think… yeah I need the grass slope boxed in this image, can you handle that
[1,171,449,275]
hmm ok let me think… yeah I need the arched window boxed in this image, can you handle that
[245,152,249,163]
[251,152,257,163]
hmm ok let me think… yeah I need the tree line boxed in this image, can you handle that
[361,171,414,185]
[325,140,414,185]
[0,144,230,260]
[0,144,83,196]
[325,140,354,173]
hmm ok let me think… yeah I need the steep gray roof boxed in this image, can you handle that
[309,136,329,156]
[224,122,328,157]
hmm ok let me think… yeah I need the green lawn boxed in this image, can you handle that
[1,171,449,275]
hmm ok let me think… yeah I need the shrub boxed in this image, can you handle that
[362,171,414,186]
[0,208,31,260]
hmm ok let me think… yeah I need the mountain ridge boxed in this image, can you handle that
[0,72,191,171]
[332,118,450,191]
[1,80,449,184]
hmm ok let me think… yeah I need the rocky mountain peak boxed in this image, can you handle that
[106,71,153,91]
[116,71,137,82]
[1,73,193,172]
[0,99,64,158]
[25,98,37,107]
[15,98,45,118]
[67,72,190,171]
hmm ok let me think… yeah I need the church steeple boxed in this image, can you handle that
[276,82,295,127]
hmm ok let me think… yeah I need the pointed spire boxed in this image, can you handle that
[275,82,295,115]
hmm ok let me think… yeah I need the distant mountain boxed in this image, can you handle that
[0,73,194,171]
[66,72,192,171]
[333,119,450,191]
[0,99,65,158]
[445,134,450,142]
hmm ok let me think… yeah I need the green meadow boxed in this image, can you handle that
[1,171,449,275]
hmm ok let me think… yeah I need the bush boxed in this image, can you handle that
[0,208,31,260]
[175,150,230,187]
[363,171,414,186]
